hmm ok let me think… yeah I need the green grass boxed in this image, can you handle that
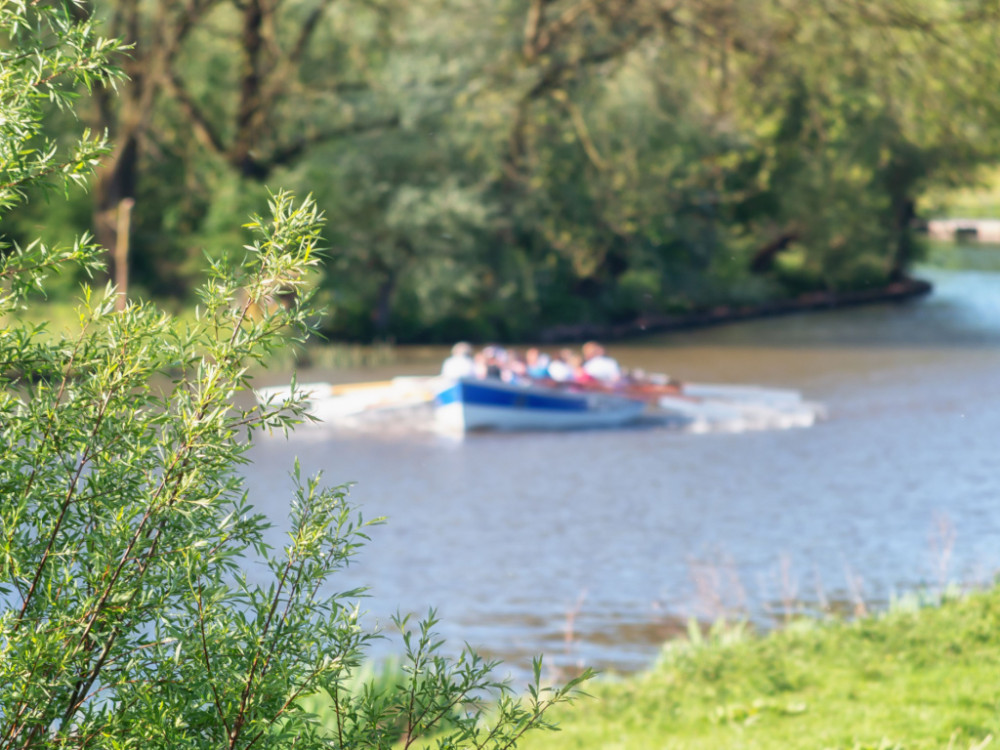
[2,296,411,373]
[923,167,1000,219]
[515,589,1000,750]
[4,298,86,334]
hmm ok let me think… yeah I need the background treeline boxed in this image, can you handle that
[4,0,1000,342]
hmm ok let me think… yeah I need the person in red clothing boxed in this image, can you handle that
[569,352,596,384]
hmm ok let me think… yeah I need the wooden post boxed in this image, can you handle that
[114,198,134,312]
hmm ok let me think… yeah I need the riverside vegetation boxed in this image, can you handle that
[511,588,1000,750]
[0,5,587,748]
[4,1,1000,341]
[292,586,1000,749]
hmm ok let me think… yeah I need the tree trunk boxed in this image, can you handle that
[94,130,140,284]
[373,273,396,339]
[232,0,267,179]
[114,199,135,311]
[888,197,916,282]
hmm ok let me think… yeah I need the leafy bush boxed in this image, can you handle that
[0,5,586,748]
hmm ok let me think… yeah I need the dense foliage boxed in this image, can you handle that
[0,4,586,747]
[4,0,1000,341]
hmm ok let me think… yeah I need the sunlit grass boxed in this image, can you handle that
[3,299,86,336]
[514,588,1000,750]
[923,166,1000,219]
[1,296,412,373]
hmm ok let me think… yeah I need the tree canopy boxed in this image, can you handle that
[4,0,1000,342]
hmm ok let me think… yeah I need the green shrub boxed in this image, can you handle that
[0,5,586,748]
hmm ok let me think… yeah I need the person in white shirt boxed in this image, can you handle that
[546,349,575,382]
[581,341,622,382]
[441,341,476,379]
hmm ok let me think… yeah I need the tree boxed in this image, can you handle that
[68,0,400,294]
[10,0,1000,343]
[451,0,1000,323]
[0,4,587,748]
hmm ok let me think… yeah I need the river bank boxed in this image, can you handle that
[7,274,933,353]
[514,586,1000,750]
[537,277,933,343]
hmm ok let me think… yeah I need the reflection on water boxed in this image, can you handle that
[926,240,1000,271]
[245,245,1000,680]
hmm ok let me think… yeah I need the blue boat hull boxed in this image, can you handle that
[435,377,646,432]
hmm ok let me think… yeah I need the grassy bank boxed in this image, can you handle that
[4,297,417,375]
[923,167,1000,219]
[513,589,1000,750]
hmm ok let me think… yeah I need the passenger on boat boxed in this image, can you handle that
[581,341,622,382]
[480,345,505,379]
[525,348,551,380]
[546,349,575,382]
[569,352,597,384]
[505,350,531,383]
[441,341,476,379]
[473,350,490,379]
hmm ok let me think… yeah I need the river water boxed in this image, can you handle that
[246,244,1000,680]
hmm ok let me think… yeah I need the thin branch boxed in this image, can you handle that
[242,662,327,750]
[289,0,338,63]
[522,0,546,60]
[262,115,401,171]
[559,95,606,170]
[229,499,319,747]
[197,586,233,738]
[254,0,339,115]
[13,387,111,633]
[534,0,597,59]
[161,69,228,157]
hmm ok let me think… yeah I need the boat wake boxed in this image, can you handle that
[652,384,826,434]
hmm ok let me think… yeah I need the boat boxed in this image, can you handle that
[255,374,824,435]
[434,377,647,432]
